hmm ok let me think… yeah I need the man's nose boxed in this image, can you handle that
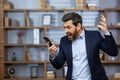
[65,28,68,33]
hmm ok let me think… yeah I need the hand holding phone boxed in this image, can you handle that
[43,36,53,46]
[44,37,57,58]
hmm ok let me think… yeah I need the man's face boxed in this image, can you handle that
[63,20,81,41]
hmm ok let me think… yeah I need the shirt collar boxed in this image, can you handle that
[77,29,85,39]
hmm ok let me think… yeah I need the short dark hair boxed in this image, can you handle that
[62,12,82,26]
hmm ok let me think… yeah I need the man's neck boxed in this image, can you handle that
[77,29,83,38]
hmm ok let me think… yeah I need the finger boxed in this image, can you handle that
[52,46,57,50]
[54,48,57,52]
[100,15,106,22]
[47,42,50,47]
[51,46,57,52]
[49,46,57,57]
[97,25,103,30]
[48,45,56,51]
[51,48,57,54]
[100,22,106,26]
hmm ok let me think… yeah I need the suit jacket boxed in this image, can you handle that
[50,30,118,80]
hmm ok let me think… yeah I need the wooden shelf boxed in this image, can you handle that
[117,44,120,47]
[108,26,120,29]
[4,61,49,64]
[4,77,65,80]
[4,43,119,47]
[4,59,120,65]
[84,26,120,29]
[4,43,47,47]
[102,61,120,64]
[4,44,24,47]
[109,77,120,80]
[4,77,120,80]
[4,26,45,29]
[4,26,64,29]
[3,8,105,12]
[4,25,120,30]
[4,43,60,47]
[105,8,120,11]
[4,78,45,80]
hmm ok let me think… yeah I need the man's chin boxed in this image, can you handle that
[68,36,73,41]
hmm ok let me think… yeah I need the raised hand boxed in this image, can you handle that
[97,15,109,33]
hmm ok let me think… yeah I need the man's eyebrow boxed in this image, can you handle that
[64,26,69,28]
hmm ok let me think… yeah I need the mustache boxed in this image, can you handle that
[66,32,72,36]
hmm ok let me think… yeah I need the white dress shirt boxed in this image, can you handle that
[72,30,91,80]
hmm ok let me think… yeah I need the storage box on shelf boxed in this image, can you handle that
[3,1,13,9]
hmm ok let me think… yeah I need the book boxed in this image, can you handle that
[4,16,9,27]
[26,51,31,61]
[13,19,19,27]
[26,17,31,27]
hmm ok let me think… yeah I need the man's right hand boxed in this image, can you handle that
[47,43,57,58]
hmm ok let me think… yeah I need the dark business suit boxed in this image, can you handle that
[50,30,118,80]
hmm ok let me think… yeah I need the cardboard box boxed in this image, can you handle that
[39,0,47,9]
[88,6,97,9]
[4,1,13,9]
[76,0,86,3]
[76,2,86,9]
[114,73,120,78]
[47,71,55,79]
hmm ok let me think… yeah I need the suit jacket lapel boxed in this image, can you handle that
[67,40,72,62]
[85,30,91,63]
[67,40,73,74]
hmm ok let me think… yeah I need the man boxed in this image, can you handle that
[48,12,118,80]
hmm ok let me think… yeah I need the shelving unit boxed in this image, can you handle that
[0,0,120,80]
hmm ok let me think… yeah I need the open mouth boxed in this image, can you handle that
[67,34,72,38]
[67,33,73,40]
[67,33,72,36]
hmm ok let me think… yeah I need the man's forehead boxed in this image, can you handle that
[64,20,73,26]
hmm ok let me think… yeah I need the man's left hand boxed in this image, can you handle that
[97,15,109,33]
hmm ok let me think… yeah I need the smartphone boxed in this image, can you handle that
[43,36,53,46]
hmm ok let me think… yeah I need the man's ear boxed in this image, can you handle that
[77,23,82,29]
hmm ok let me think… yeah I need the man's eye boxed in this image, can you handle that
[64,26,72,29]
[64,27,66,29]
[67,27,71,29]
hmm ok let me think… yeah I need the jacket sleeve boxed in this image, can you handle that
[49,37,66,69]
[100,32,118,56]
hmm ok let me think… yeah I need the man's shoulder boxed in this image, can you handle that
[61,35,68,41]
[85,29,100,35]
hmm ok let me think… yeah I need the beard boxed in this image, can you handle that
[67,28,79,41]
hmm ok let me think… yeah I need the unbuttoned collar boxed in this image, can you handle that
[77,29,85,39]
